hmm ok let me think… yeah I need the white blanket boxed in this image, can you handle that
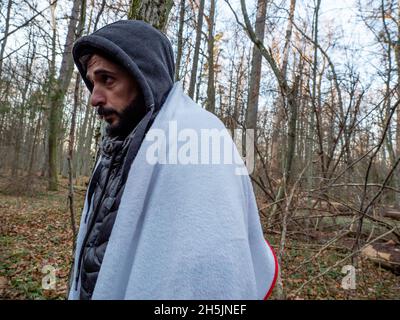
[68,82,278,300]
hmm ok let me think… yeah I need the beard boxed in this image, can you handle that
[97,94,147,138]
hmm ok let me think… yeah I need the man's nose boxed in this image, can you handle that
[90,86,106,107]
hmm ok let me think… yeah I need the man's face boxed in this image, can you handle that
[86,54,143,137]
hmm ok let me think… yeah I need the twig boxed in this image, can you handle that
[293,230,351,273]
[0,0,58,43]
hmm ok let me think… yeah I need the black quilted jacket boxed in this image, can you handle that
[79,135,129,299]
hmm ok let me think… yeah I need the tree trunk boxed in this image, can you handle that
[47,0,82,190]
[68,73,80,245]
[394,2,400,206]
[11,35,36,176]
[270,0,296,176]
[92,0,106,32]
[188,0,205,99]
[28,110,43,176]
[245,0,267,136]
[76,100,91,178]
[175,0,186,81]
[232,48,246,131]
[128,0,173,32]
[305,0,320,231]
[0,0,12,78]
[205,0,216,114]
[195,51,205,104]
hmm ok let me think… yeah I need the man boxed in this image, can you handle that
[68,20,277,300]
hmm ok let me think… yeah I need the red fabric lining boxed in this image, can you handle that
[263,240,279,300]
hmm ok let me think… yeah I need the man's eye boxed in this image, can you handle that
[102,75,114,85]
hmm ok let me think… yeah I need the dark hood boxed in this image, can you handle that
[72,20,175,111]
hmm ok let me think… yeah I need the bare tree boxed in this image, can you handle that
[188,0,205,99]
[175,0,186,81]
[245,0,267,138]
[205,0,216,113]
[0,0,13,78]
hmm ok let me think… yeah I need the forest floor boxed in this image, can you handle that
[0,174,399,300]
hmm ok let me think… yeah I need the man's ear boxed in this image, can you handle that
[79,54,93,70]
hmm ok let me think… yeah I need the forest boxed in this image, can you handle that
[0,0,399,299]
